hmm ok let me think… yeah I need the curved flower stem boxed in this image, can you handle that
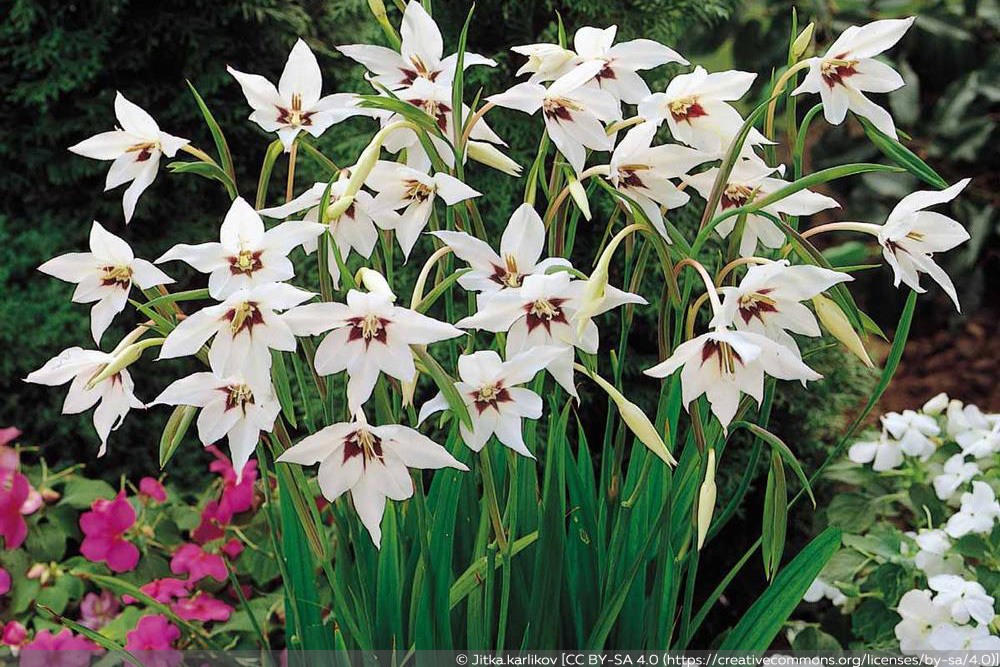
[459,101,495,148]
[544,165,609,228]
[764,59,811,140]
[285,141,298,203]
[673,258,723,321]
[715,256,773,286]
[411,245,453,309]
[179,143,218,166]
[800,221,882,240]
[478,450,509,551]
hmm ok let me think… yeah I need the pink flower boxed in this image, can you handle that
[0,428,21,448]
[124,577,191,604]
[221,537,244,560]
[0,469,30,549]
[125,614,180,650]
[192,499,226,544]
[2,620,27,648]
[79,590,120,630]
[139,477,167,503]
[0,567,10,595]
[79,492,139,572]
[208,446,257,516]
[171,591,233,622]
[125,615,182,667]
[170,543,226,583]
[20,489,43,515]
[22,629,99,667]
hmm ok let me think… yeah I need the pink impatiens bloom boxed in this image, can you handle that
[125,614,181,652]
[221,537,244,560]
[192,499,227,544]
[79,590,121,629]
[79,492,139,572]
[0,428,21,447]
[0,469,30,549]
[171,543,227,583]
[138,477,167,503]
[22,629,99,667]
[0,567,10,595]
[209,446,258,517]
[171,591,233,622]
[123,577,190,605]
[2,620,27,649]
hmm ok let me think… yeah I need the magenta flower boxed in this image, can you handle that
[125,615,183,667]
[0,567,10,595]
[192,499,226,544]
[139,477,167,503]
[122,577,190,605]
[0,469,30,549]
[2,620,27,648]
[171,591,233,622]
[0,428,21,448]
[79,492,139,572]
[22,629,99,667]
[170,543,227,583]
[79,590,120,629]
[208,446,257,516]
[221,537,244,560]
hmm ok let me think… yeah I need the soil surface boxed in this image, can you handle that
[877,310,1000,413]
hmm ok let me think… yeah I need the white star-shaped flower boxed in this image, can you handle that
[39,221,173,344]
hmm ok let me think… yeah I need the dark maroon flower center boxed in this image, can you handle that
[225,301,265,335]
[471,383,513,414]
[821,54,859,88]
[701,339,744,376]
[228,249,264,276]
[524,298,568,334]
[737,289,778,325]
[343,429,384,468]
[346,314,391,348]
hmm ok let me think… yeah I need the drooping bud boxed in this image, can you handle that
[583,367,676,466]
[87,337,165,389]
[792,22,815,61]
[356,267,396,302]
[696,449,718,550]
[467,141,522,176]
[813,294,874,369]
[567,176,592,221]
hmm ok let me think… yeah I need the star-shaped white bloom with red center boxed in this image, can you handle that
[277,413,468,547]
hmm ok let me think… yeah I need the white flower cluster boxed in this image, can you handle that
[26,2,973,549]
[807,395,999,652]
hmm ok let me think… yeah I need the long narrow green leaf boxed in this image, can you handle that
[186,80,236,185]
[719,526,841,650]
[732,421,815,507]
[450,531,538,609]
[858,116,949,189]
[412,345,473,430]
[167,160,237,197]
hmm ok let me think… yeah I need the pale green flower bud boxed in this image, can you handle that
[568,176,592,221]
[356,267,396,301]
[696,449,718,550]
[792,23,815,61]
[813,294,874,368]
[467,141,522,176]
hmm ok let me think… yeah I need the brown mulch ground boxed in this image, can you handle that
[877,311,1000,414]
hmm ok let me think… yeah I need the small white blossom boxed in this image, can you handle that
[638,67,769,154]
[284,289,464,413]
[933,453,980,501]
[153,371,280,481]
[894,589,954,654]
[909,529,964,577]
[792,18,915,138]
[928,575,996,626]
[418,348,561,457]
[39,221,173,344]
[945,481,1000,538]
[684,161,839,257]
[848,432,904,472]
[159,282,314,384]
[881,409,939,460]
[365,161,481,258]
[876,179,971,311]
[25,347,143,456]
[431,203,570,295]
[276,413,468,548]
[69,92,189,222]
[803,577,846,606]
[157,197,323,299]
[229,39,368,151]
